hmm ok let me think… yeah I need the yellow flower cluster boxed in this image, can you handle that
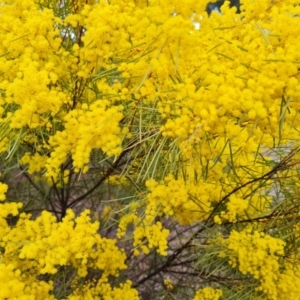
[193,287,222,300]
[145,175,220,225]
[20,152,47,174]
[215,194,248,223]
[20,100,124,180]
[107,174,130,186]
[223,229,300,299]
[0,182,52,299]
[117,202,170,256]
[214,193,271,224]
[0,0,66,129]
[118,206,169,256]
[164,279,174,290]
[0,181,138,298]
[275,261,300,300]
[133,221,169,256]
[46,100,123,177]
[0,263,54,300]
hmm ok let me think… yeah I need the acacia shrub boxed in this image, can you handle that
[1,0,300,299]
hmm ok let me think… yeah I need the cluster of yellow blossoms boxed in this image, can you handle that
[193,287,223,300]
[145,175,221,225]
[223,229,300,300]
[117,210,169,256]
[0,181,139,299]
